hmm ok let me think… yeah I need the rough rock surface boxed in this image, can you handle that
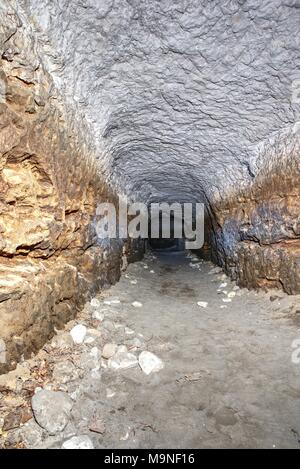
[1,252,300,449]
[0,1,299,369]
[31,390,73,435]
[61,435,94,450]
[0,0,145,372]
[17,0,300,293]
[138,351,164,375]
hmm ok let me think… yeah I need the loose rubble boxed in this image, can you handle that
[138,351,164,375]
[102,343,118,359]
[107,348,138,371]
[0,251,299,449]
[70,325,87,344]
[62,435,94,449]
[31,390,73,435]
[197,301,208,308]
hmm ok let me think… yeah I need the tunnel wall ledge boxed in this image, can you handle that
[206,126,300,295]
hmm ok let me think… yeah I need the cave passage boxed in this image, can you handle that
[8,248,300,449]
[0,0,300,451]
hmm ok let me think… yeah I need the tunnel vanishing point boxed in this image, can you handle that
[0,0,299,373]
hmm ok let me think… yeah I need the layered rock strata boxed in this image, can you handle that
[0,3,143,372]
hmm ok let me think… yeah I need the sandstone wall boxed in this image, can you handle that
[21,0,300,297]
[203,126,300,294]
[0,3,144,373]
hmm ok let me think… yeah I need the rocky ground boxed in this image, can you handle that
[0,250,300,449]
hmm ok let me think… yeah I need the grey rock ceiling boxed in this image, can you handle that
[20,0,300,204]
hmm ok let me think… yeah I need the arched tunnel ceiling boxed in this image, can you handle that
[21,0,300,204]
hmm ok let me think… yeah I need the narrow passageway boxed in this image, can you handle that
[1,0,300,453]
[4,250,299,449]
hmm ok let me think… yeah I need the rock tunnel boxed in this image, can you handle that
[0,0,300,450]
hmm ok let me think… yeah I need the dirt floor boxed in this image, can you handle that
[1,250,300,449]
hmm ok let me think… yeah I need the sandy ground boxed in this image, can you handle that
[1,250,300,449]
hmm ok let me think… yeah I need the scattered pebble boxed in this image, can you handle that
[62,435,94,450]
[102,343,118,359]
[125,327,135,335]
[104,299,121,305]
[132,301,143,308]
[227,291,236,299]
[31,390,73,435]
[70,324,87,344]
[222,298,232,303]
[108,350,138,370]
[84,336,95,344]
[197,301,208,308]
[138,351,164,375]
[90,298,101,308]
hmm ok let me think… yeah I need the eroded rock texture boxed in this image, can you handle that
[18,0,299,292]
[0,1,143,372]
[0,1,299,368]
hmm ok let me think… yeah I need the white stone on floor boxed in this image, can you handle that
[104,299,121,305]
[70,324,87,344]
[62,435,94,449]
[90,298,101,308]
[138,351,164,375]
[228,291,236,298]
[197,301,208,308]
[102,343,118,359]
[108,350,138,370]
